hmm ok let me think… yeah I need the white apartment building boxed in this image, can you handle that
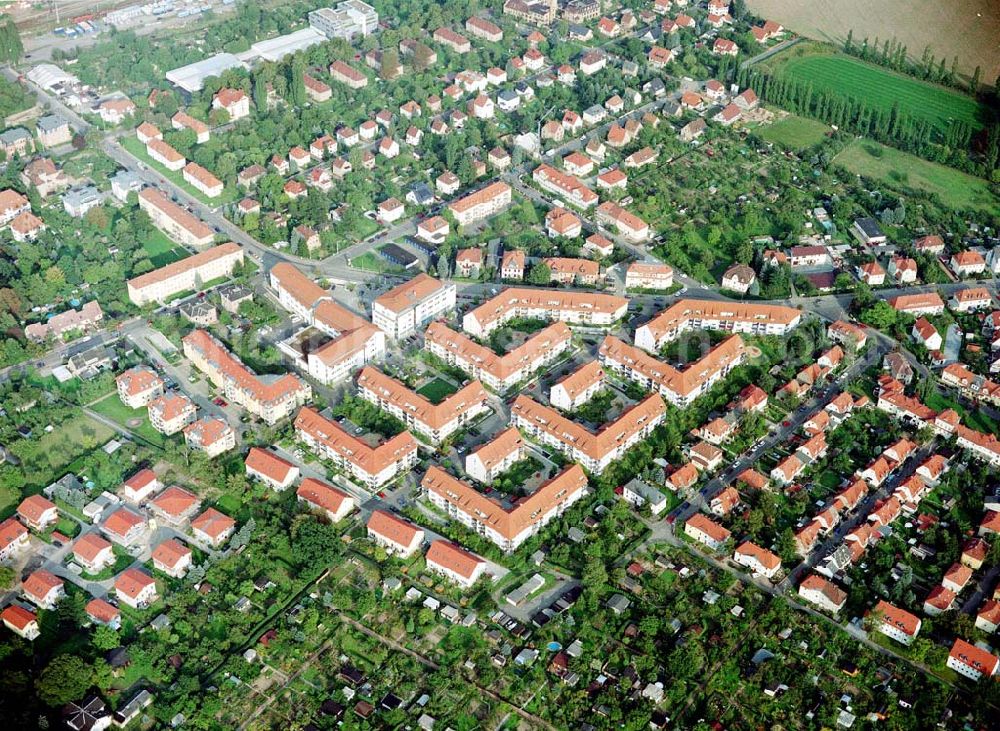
[372,273,456,339]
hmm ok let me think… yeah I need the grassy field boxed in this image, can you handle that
[416,377,458,404]
[758,114,831,148]
[10,415,115,487]
[925,391,999,435]
[748,0,1000,81]
[142,229,190,267]
[90,394,169,449]
[349,250,403,273]
[765,44,986,133]
[833,140,1000,214]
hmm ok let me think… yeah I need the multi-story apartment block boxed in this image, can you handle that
[465,427,525,483]
[463,288,628,338]
[371,273,456,339]
[136,188,216,250]
[116,366,165,408]
[447,181,512,226]
[510,394,664,474]
[425,321,570,393]
[550,361,604,411]
[295,407,418,488]
[147,392,196,435]
[423,464,587,552]
[599,335,745,408]
[309,1,379,39]
[357,367,488,444]
[182,330,311,424]
[634,299,801,352]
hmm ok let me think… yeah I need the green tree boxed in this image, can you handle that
[0,17,23,63]
[91,625,120,652]
[526,262,551,285]
[0,565,13,590]
[36,655,93,706]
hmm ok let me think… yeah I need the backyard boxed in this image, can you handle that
[89,393,170,449]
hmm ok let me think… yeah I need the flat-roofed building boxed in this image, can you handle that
[372,274,456,339]
[294,407,418,488]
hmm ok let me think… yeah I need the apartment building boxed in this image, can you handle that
[463,288,628,338]
[146,139,186,171]
[798,574,847,614]
[425,540,487,588]
[684,513,731,550]
[947,638,999,681]
[294,406,418,488]
[269,263,386,384]
[594,201,650,242]
[147,392,196,435]
[152,539,193,578]
[872,600,921,646]
[501,249,526,280]
[329,60,368,89]
[447,181,512,226]
[625,262,674,290]
[182,329,311,424]
[212,88,250,121]
[371,273,456,339]
[543,257,601,285]
[183,162,223,198]
[510,394,665,474]
[550,361,604,411]
[599,335,745,408]
[24,300,103,343]
[115,366,165,408]
[357,367,487,444]
[183,416,237,458]
[297,477,355,523]
[889,292,945,316]
[172,111,210,143]
[733,541,781,578]
[634,299,801,351]
[424,321,571,393]
[136,188,215,250]
[366,510,424,557]
[423,464,588,552]
[244,447,300,490]
[465,427,525,483]
[532,164,598,208]
[114,568,158,609]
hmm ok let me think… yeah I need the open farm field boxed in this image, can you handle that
[748,0,1000,81]
[762,43,986,134]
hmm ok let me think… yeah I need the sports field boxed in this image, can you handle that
[833,140,999,214]
[758,115,830,149]
[767,45,985,134]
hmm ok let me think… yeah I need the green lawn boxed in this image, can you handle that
[768,44,986,134]
[9,416,115,488]
[120,136,237,206]
[89,393,169,449]
[834,140,1000,214]
[349,251,402,273]
[758,114,830,149]
[924,391,1000,435]
[0,484,19,519]
[416,377,458,404]
[142,229,190,267]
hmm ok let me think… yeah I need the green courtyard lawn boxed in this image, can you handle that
[120,136,238,206]
[833,140,1000,214]
[9,415,115,489]
[415,377,459,404]
[142,228,190,267]
[757,114,831,149]
[89,393,169,449]
[765,43,986,134]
